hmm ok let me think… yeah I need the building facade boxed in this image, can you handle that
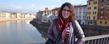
[36,8,59,23]
[0,12,11,19]
[74,5,87,25]
[87,0,98,25]
[41,8,50,23]
[97,0,109,26]
[87,0,109,26]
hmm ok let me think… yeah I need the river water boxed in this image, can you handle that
[0,20,46,44]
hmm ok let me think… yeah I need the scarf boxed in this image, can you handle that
[57,17,71,44]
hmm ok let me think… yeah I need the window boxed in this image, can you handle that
[93,12,96,15]
[88,7,91,10]
[79,16,81,18]
[100,21,102,24]
[89,2,91,5]
[88,22,90,24]
[100,11,103,15]
[100,16,103,19]
[93,1,97,4]
[94,7,97,9]
[88,12,91,14]
[90,21,93,24]
[89,16,90,19]
[101,6,104,10]
[93,16,95,20]
[105,21,107,24]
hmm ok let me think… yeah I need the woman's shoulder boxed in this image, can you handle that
[74,20,78,23]
[74,20,80,26]
[71,20,78,24]
[52,18,58,24]
[71,20,81,29]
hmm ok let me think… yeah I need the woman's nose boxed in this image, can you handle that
[65,10,68,13]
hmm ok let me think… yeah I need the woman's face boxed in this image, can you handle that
[62,6,71,19]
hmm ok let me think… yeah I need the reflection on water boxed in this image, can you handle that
[0,20,46,44]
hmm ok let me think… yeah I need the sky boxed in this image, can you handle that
[0,0,87,13]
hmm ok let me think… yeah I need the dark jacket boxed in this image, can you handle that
[47,19,85,44]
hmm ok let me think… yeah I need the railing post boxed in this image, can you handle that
[102,38,105,44]
[94,40,96,44]
[107,37,109,44]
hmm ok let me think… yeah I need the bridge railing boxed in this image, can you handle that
[84,34,109,44]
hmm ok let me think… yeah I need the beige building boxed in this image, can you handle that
[0,12,11,19]
[10,13,17,18]
[87,0,98,25]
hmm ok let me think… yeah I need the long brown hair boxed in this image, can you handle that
[58,2,75,21]
[57,2,75,32]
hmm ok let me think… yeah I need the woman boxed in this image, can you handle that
[46,2,85,44]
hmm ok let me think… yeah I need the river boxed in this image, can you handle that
[0,20,46,44]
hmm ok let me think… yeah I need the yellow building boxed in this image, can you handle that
[87,0,109,26]
[87,0,98,25]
